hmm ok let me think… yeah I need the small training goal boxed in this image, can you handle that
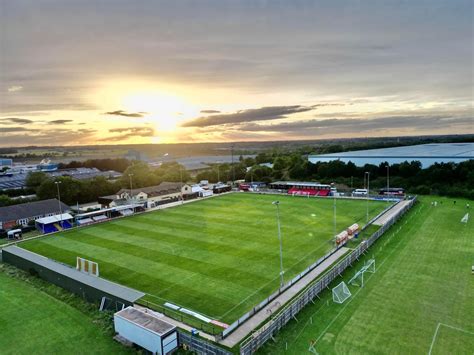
[348,259,376,288]
[332,281,351,304]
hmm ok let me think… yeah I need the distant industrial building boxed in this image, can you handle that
[0,167,122,190]
[0,198,70,231]
[308,143,474,167]
[0,158,13,168]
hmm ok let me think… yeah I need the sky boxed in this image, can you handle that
[0,0,473,147]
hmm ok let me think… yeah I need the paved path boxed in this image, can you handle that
[219,247,349,348]
[373,200,412,226]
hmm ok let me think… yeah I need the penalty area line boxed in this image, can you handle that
[428,322,474,355]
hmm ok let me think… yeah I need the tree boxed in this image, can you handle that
[37,177,83,205]
[26,171,49,191]
[121,161,158,188]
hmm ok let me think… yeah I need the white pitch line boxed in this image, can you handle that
[428,323,441,355]
[439,323,474,335]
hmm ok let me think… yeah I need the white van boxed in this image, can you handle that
[352,189,368,196]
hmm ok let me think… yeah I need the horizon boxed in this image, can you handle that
[1,1,473,147]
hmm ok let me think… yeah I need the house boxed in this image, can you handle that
[98,182,193,209]
[0,199,70,231]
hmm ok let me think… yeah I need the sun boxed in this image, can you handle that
[92,79,199,131]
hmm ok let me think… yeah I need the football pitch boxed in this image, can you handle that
[258,196,474,354]
[0,268,129,354]
[20,193,387,326]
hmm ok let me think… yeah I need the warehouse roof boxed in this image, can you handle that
[0,199,70,223]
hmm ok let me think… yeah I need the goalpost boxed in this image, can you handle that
[349,259,375,288]
[332,281,351,304]
[76,257,99,277]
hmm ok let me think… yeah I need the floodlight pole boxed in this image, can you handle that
[180,167,184,204]
[365,172,370,223]
[216,161,221,183]
[128,173,135,211]
[386,165,390,201]
[55,181,63,228]
[273,201,284,288]
[231,144,235,186]
[332,182,336,237]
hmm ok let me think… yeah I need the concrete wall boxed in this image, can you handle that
[2,249,132,307]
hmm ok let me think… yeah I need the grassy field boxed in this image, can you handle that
[20,193,387,325]
[258,196,474,354]
[0,266,129,354]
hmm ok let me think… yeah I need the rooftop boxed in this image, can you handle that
[0,198,70,223]
[115,307,175,336]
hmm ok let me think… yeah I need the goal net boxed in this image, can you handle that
[76,257,99,277]
[349,259,375,287]
[461,213,469,223]
[332,281,351,304]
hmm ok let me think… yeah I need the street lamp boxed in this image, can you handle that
[54,181,63,229]
[272,201,284,288]
[365,172,370,223]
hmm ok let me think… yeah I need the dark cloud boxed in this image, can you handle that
[0,126,31,133]
[200,110,221,114]
[238,115,473,134]
[182,105,317,127]
[0,117,34,124]
[101,126,155,142]
[49,119,73,124]
[105,110,146,118]
[0,128,97,146]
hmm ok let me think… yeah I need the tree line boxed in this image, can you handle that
[1,155,472,208]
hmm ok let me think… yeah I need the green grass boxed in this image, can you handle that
[20,193,387,325]
[258,196,474,354]
[0,265,130,354]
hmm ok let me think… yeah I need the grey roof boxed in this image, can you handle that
[3,246,145,303]
[115,182,186,198]
[115,307,175,336]
[0,198,70,223]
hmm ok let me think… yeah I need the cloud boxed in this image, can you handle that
[0,117,33,124]
[101,126,155,141]
[200,110,221,114]
[0,128,97,146]
[0,126,31,133]
[104,110,146,118]
[49,119,73,124]
[182,105,317,127]
[238,115,473,134]
[7,85,23,92]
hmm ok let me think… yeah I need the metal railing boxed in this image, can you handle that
[240,197,417,355]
